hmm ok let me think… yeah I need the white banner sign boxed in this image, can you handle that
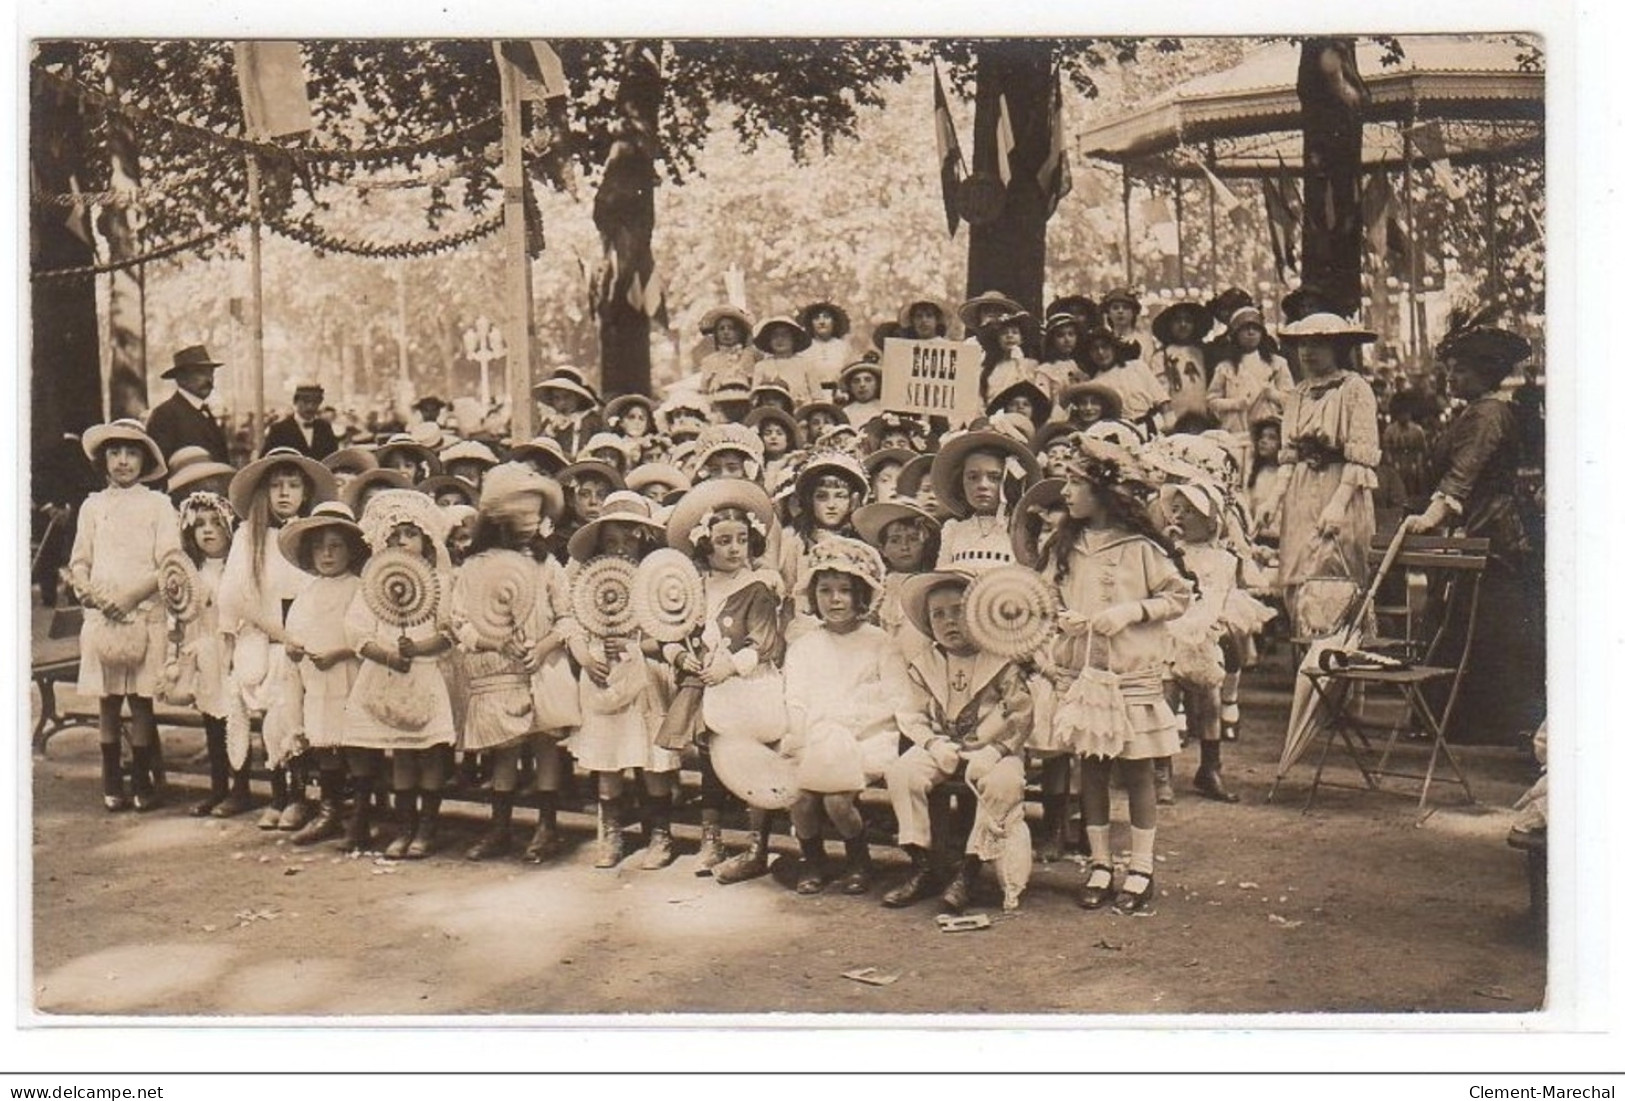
[880,338,981,423]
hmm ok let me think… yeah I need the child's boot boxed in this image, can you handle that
[130,743,161,812]
[213,764,253,819]
[340,777,375,853]
[407,793,441,859]
[100,742,128,812]
[466,792,513,861]
[385,791,419,860]
[882,845,939,908]
[1153,757,1176,806]
[1193,740,1240,803]
[192,724,230,817]
[522,792,561,864]
[713,819,772,885]
[836,836,874,895]
[794,837,828,895]
[940,855,982,914]
[292,768,345,845]
[594,796,626,869]
[640,793,677,870]
[694,809,726,876]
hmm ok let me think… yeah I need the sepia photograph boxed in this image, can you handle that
[20,19,1567,1036]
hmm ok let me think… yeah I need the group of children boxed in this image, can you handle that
[66,284,1303,919]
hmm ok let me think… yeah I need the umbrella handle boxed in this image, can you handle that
[1339,526,1410,635]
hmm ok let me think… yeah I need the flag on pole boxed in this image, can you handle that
[63,174,94,247]
[1408,121,1467,202]
[496,41,579,198]
[932,64,966,238]
[995,94,1016,187]
[1199,162,1247,227]
[234,41,313,140]
[496,40,568,101]
[1260,163,1302,278]
[1361,173,1408,264]
[1036,68,1073,219]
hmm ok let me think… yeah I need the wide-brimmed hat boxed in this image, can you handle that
[626,462,692,499]
[1046,295,1101,330]
[161,345,224,380]
[863,411,927,451]
[82,419,168,482]
[900,570,975,639]
[1151,301,1215,346]
[976,309,1039,350]
[894,453,936,500]
[838,359,884,389]
[559,459,628,494]
[359,488,451,556]
[871,321,906,349]
[749,381,795,409]
[797,301,851,339]
[853,498,940,548]
[533,367,601,406]
[795,448,870,500]
[1054,435,1152,491]
[987,379,1053,427]
[1207,287,1256,327]
[340,468,414,514]
[228,447,337,519]
[277,500,369,570]
[898,297,957,336]
[986,410,1036,446]
[603,393,656,430]
[1099,287,1142,316]
[699,304,755,337]
[752,316,812,355]
[1058,380,1125,421]
[374,433,444,477]
[666,476,778,556]
[164,445,235,495]
[744,406,802,449]
[1010,478,1066,568]
[957,290,1024,329]
[480,462,565,520]
[416,474,481,507]
[580,432,638,466]
[1081,419,1148,449]
[439,439,500,470]
[659,392,714,426]
[1078,326,1134,369]
[692,422,765,474]
[862,446,917,480]
[507,435,572,476]
[711,381,754,407]
[1043,311,1088,339]
[1278,312,1377,343]
[1032,422,1080,460]
[567,490,669,560]
[929,430,1039,519]
[795,400,848,426]
[801,535,884,600]
[1435,323,1532,382]
[322,446,379,476]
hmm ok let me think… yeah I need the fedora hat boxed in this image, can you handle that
[276,500,369,570]
[752,316,812,355]
[165,445,236,495]
[228,447,338,520]
[567,490,668,560]
[82,419,168,482]
[900,570,975,639]
[665,476,778,557]
[162,345,225,380]
[929,429,1039,519]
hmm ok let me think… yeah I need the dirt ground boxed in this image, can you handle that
[27,655,1545,1019]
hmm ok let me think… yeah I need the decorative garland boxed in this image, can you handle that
[31,221,244,281]
[33,185,164,209]
[265,208,505,259]
[34,66,501,167]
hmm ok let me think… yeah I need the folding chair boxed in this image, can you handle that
[1297,534,1490,819]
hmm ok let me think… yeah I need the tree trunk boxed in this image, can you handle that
[30,70,104,489]
[965,42,1053,316]
[1297,38,1368,317]
[593,43,662,399]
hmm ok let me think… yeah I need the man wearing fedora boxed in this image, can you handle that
[262,383,339,461]
[144,345,231,465]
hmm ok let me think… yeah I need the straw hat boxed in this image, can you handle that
[416,474,481,507]
[1277,313,1377,343]
[957,290,1024,329]
[711,381,754,408]
[161,344,224,380]
[665,477,778,557]
[1207,287,1256,327]
[862,446,917,480]
[862,411,927,452]
[1010,478,1066,568]
[795,400,848,427]
[1151,300,1216,346]
[374,433,444,477]
[1045,295,1100,330]
[987,379,1053,427]
[439,439,500,470]
[81,419,168,482]
[480,462,565,520]
[1099,287,1142,316]
[228,446,337,519]
[838,359,884,389]
[507,435,572,476]
[1224,306,1268,337]
[752,316,812,355]
[794,448,870,501]
[900,570,975,640]
[603,393,656,430]
[340,468,414,515]
[852,498,940,549]
[1058,380,1125,422]
[898,297,957,337]
[797,301,852,339]
[692,422,765,475]
[894,453,936,500]
[533,367,601,406]
[322,446,379,476]
[626,461,692,499]
[699,304,754,337]
[744,406,802,449]
[567,490,669,560]
[558,459,627,493]
[1080,419,1148,449]
[165,445,235,495]
[801,535,885,600]
[276,500,369,570]
[929,430,1039,519]
[976,309,1039,349]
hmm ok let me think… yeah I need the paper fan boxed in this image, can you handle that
[572,556,638,637]
[631,548,705,643]
[963,565,1059,660]
[361,547,441,630]
[157,550,202,623]
[710,733,798,810]
[458,551,537,646]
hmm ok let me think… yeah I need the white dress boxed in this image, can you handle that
[936,515,1017,573]
[782,623,908,792]
[285,574,363,748]
[177,557,231,718]
[568,631,680,774]
[218,527,312,768]
[799,337,852,398]
[69,484,181,698]
[342,571,456,751]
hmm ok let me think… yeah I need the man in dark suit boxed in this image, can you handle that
[261,383,339,460]
[144,345,231,465]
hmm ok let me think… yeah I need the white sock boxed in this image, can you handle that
[1128,825,1156,877]
[1085,825,1112,868]
[1221,702,1241,724]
